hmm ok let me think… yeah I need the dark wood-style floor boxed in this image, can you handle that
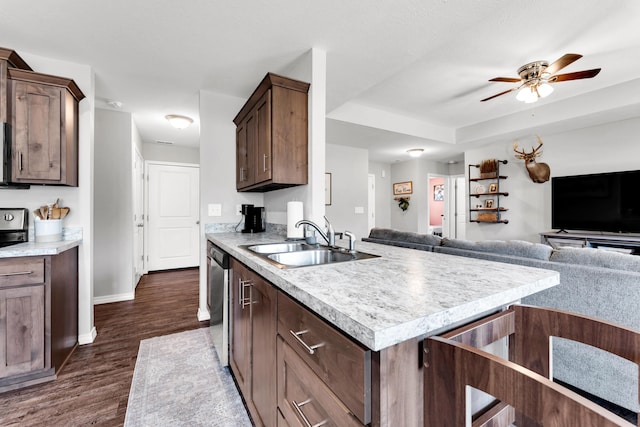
[0,268,208,427]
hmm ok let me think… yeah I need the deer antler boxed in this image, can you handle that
[513,141,528,159]
[514,136,544,159]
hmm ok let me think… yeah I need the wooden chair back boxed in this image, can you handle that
[424,305,640,427]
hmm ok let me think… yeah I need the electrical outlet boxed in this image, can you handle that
[236,204,242,216]
[208,204,222,217]
[355,206,364,214]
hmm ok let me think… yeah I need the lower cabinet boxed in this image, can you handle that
[0,247,78,392]
[229,258,277,427]
[229,257,369,427]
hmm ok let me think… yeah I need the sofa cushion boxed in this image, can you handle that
[441,238,553,261]
[550,246,640,273]
[367,228,442,247]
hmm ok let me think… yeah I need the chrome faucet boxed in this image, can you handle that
[295,216,336,247]
[343,231,356,253]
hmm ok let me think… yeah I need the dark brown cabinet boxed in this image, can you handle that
[0,248,78,392]
[234,73,309,192]
[229,258,277,427]
[8,69,84,186]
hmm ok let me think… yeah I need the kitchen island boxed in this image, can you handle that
[207,231,559,426]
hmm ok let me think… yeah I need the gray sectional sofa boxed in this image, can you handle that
[363,228,640,412]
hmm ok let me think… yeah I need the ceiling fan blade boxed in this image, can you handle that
[544,53,583,75]
[481,87,518,102]
[489,77,521,83]
[550,68,601,82]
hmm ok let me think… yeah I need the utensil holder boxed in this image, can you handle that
[35,219,63,242]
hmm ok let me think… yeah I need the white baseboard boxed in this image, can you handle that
[78,326,97,345]
[197,307,211,322]
[93,292,135,305]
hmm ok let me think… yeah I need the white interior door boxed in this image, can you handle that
[147,162,200,271]
[368,174,375,233]
[454,175,466,239]
[133,147,145,285]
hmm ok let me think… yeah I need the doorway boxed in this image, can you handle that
[146,161,200,271]
[427,174,466,239]
[133,146,145,286]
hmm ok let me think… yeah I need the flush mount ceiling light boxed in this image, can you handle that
[165,114,193,129]
[481,54,601,103]
[407,148,424,158]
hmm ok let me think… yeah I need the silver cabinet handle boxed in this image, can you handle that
[263,153,268,172]
[292,399,327,427]
[239,278,253,309]
[1,271,33,277]
[289,329,324,355]
[240,167,245,182]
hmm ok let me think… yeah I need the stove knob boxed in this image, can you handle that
[3,213,14,221]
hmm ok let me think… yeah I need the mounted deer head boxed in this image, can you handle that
[513,136,551,183]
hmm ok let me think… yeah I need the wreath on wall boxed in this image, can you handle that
[397,197,410,211]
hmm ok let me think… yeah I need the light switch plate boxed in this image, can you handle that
[208,203,222,217]
[355,206,364,214]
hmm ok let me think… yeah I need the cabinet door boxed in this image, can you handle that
[250,274,277,427]
[236,118,254,189]
[253,90,272,185]
[230,261,251,397]
[12,81,63,183]
[0,284,46,377]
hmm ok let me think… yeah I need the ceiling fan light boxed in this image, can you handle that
[165,114,193,129]
[516,87,531,102]
[537,82,554,98]
[524,92,538,103]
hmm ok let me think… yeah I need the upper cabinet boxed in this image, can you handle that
[8,69,85,186]
[1,47,84,187]
[234,73,309,192]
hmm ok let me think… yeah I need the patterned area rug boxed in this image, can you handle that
[124,328,252,427]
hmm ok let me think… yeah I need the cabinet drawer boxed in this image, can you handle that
[277,337,364,427]
[0,258,45,288]
[277,293,370,425]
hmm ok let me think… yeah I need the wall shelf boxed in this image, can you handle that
[468,160,508,225]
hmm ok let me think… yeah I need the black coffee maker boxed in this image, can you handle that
[241,204,265,233]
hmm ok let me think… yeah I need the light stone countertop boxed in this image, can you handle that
[0,239,81,258]
[208,232,560,351]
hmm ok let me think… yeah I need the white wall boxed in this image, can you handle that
[0,52,96,343]
[93,109,135,302]
[325,144,369,240]
[464,116,640,242]
[368,161,392,229]
[143,142,199,164]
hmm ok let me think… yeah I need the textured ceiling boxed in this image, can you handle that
[1,0,639,163]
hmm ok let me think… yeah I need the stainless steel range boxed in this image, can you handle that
[0,208,29,247]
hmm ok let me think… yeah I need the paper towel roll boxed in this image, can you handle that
[287,201,304,239]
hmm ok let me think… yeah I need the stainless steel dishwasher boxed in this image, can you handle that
[207,240,229,366]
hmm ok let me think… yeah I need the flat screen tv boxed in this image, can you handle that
[552,170,640,234]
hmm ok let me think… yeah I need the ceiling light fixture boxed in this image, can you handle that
[165,114,193,129]
[407,148,424,158]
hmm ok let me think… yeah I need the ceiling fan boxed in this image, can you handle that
[481,53,601,103]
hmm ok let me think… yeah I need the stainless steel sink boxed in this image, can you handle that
[267,249,354,266]
[241,242,379,268]
[245,242,315,254]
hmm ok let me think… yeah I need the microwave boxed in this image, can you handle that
[1,122,29,188]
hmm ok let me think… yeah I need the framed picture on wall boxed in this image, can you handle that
[325,173,332,205]
[484,199,495,209]
[433,184,444,201]
[488,183,498,193]
[393,181,413,195]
